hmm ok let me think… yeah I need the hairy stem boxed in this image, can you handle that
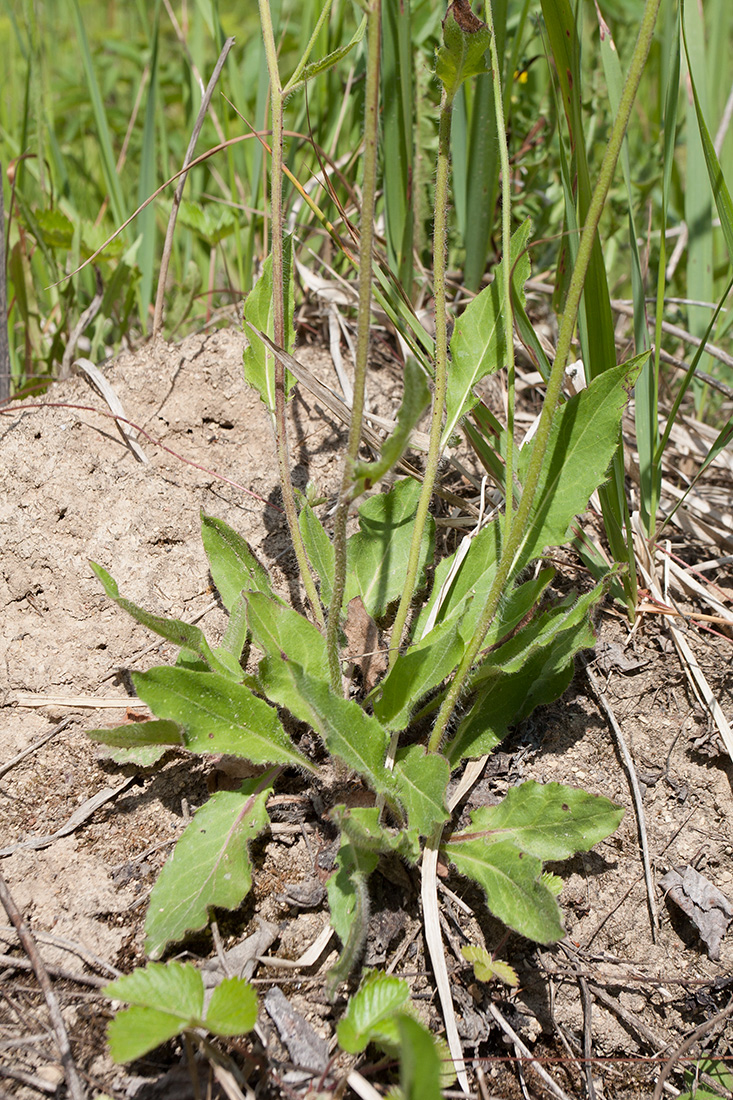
[325,0,382,691]
[258,0,325,630]
[428,0,663,753]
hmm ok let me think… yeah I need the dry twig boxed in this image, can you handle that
[0,872,86,1100]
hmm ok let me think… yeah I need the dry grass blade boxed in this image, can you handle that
[0,777,136,856]
[153,37,235,338]
[486,1002,572,1100]
[582,655,659,939]
[0,717,71,779]
[421,836,470,1095]
[633,515,733,761]
[651,998,733,1100]
[0,872,85,1100]
[73,358,148,462]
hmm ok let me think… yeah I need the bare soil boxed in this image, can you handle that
[1,329,732,1100]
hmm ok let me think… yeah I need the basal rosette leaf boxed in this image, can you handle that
[245,590,329,681]
[261,660,397,800]
[144,780,272,958]
[444,781,623,943]
[132,666,313,771]
[200,513,272,611]
[460,781,624,862]
[392,746,450,837]
[374,618,464,731]
[345,478,434,618]
[91,562,235,678]
[443,835,564,943]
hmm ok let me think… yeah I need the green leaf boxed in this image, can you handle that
[132,667,313,771]
[435,0,491,103]
[106,959,204,1015]
[216,593,249,663]
[243,238,296,412]
[87,719,181,766]
[90,562,234,678]
[461,945,518,986]
[200,514,272,611]
[144,780,271,958]
[204,977,258,1035]
[459,781,624,862]
[260,661,394,797]
[87,719,182,750]
[337,970,411,1054]
[35,208,74,250]
[345,479,434,618]
[374,618,464,731]
[397,1013,444,1100]
[352,359,431,492]
[298,503,335,605]
[512,356,646,573]
[245,591,328,680]
[292,14,367,88]
[443,836,564,943]
[107,1004,188,1063]
[326,833,375,995]
[443,220,531,447]
[331,805,420,864]
[444,780,623,943]
[446,591,599,764]
[104,961,204,1062]
[392,746,450,836]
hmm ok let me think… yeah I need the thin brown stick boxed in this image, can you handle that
[486,1002,572,1100]
[0,872,86,1100]
[652,998,733,1100]
[0,717,71,780]
[0,953,107,989]
[582,655,659,939]
[153,37,235,338]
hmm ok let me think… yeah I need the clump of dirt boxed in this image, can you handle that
[1,329,733,1099]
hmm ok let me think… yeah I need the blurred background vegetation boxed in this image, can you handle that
[2,0,732,408]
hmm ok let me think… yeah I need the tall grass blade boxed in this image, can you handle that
[137,0,161,328]
[681,0,714,404]
[381,0,414,292]
[463,0,507,292]
[69,0,128,233]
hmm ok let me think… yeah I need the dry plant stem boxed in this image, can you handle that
[258,0,324,631]
[326,0,382,691]
[651,998,733,1100]
[486,1002,572,1100]
[388,87,453,664]
[582,655,659,939]
[0,872,85,1100]
[153,37,234,339]
[428,0,663,753]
